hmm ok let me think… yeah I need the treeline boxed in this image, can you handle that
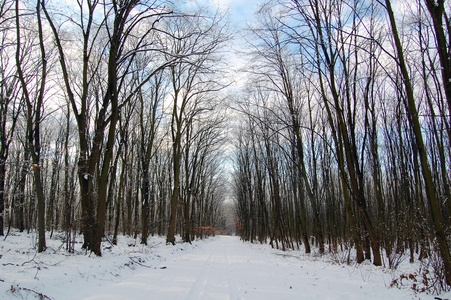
[233,0,451,288]
[0,0,229,256]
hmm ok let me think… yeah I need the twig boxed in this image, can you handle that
[129,256,153,268]
[22,287,53,300]
[21,251,43,279]
[46,257,68,267]
[148,242,163,249]
[2,263,16,266]
[104,235,115,247]
[22,251,38,266]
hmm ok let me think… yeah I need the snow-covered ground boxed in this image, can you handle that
[0,231,449,299]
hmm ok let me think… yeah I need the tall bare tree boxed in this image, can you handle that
[15,0,49,252]
[0,0,21,236]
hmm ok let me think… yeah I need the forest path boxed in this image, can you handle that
[82,236,297,299]
[82,236,409,300]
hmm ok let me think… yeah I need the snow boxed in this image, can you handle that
[1,231,450,299]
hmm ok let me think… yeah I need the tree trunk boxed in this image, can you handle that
[167,129,181,245]
[141,175,150,245]
[424,0,451,120]
[0,159,5,236]
[167,166,180,244]
[113,156,127,245]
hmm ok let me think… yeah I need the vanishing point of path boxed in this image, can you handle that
[82,236,415,300]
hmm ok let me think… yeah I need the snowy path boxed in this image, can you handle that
[81,236,416,300]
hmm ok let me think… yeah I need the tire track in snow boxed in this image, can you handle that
[185,252,214,299]
[224,239,245,300]
[186,237,244,299]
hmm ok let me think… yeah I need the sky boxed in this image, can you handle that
[180,0,264,78]
[212,0,265,76]
[189,0,263,30]
[213,0,263,27]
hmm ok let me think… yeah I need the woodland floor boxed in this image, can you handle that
[0,232,449,299]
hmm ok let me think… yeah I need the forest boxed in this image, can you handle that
[232,0,451,291]
[0,0,450,294]
[0,0,230,255]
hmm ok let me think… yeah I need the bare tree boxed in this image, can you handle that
[423,0,451,122]
[0,0,21,236]
[138,69,166,245]
[15,0,49,252]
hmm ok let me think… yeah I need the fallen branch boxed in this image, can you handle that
[22,287,53,300]
[104,235,115,247]
[21,251,44,279]
[22,251,38,266]
[10,284,52,300]
[129,256,153,268]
